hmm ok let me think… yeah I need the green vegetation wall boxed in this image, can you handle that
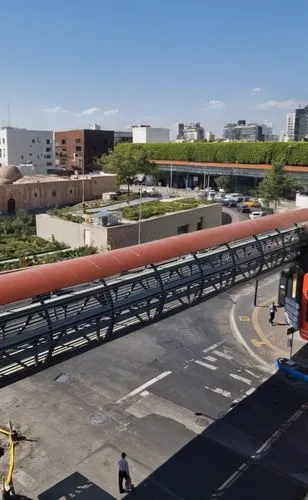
[116,142,308,166]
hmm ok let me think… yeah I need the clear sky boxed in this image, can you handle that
[1,0,307,137]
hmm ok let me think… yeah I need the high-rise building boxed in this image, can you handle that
[177,122,204,142]
[114,131,133,146]
[205,131,215,142]
[286,113,295,141]
[55,129,114,172]
[294,106,308,141]
[0,127,54,171]
[223,120,272,142]
[132,125,170,143]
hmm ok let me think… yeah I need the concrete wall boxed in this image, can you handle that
[0,173,118,213]
[36,203,222,251]
[296,193,308,208]
[0,128,54,169]
[132,127,170,144]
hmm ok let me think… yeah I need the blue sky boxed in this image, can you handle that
[1,0,307,137]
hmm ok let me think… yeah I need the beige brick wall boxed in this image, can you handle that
[0,174,118,213]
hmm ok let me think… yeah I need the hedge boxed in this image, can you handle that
[122,198,213,220]
[116,142,308,166]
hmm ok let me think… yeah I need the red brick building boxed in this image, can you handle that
[55,129,114,173]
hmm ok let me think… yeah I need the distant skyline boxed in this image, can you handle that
[1,0,307,137]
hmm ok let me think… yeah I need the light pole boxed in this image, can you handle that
[203,170,206,190]
[170,164,173,189]
[79,155,85,212]
[138,185,142,244]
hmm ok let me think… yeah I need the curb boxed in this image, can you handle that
[230,301,275,374]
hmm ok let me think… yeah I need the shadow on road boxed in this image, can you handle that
[122,344,308,500]
[38,472,115,499]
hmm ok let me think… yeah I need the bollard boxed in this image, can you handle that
[254,279,259,307]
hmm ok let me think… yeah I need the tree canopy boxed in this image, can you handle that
[98,147,157,193]
[215,175,231,191]
[258,163,302,211]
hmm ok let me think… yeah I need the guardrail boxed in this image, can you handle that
[0,224,305,385]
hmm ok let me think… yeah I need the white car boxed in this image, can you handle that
[250,211,266,219]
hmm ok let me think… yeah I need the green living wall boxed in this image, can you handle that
[116,142,308,166]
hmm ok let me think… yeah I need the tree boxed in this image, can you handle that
[215,175,231,191]
[258,163,302,212]
[98,147,156,195]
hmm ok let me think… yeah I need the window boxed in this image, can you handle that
[2,138,5,144]
[21,155,24,160]
[61,139,66,145]
[46,139,50,144]
[52,191,57,197]
[37,155,40,159]
[76,146,82,152]
[2,149,6,157]
[32,139,35,143]
[34,193,37,197]
[47,162,53,166]
[196,217,203,231]
[29,153,32,156]
[75,138,81,144]
[46,147,51,152]
[70,189,73,194]
[46,154,51,158]
[177,224,189,235]
[0,149,2,158]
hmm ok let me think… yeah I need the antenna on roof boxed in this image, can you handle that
[7,101,10,127]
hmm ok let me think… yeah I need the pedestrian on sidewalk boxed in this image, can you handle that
[118,452,129,494]
[268,301,277,325]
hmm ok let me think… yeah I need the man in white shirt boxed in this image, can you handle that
[118,452,129,494]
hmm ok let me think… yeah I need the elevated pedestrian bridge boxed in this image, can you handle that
[0,209,308,385]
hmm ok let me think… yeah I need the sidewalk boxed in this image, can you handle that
[231,272,306,368]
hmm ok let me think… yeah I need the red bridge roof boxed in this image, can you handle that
[0,209,308,305]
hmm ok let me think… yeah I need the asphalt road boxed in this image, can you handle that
[1,275,308,500]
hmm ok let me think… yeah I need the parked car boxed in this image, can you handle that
[240,205,251,213]
[250,211,267,219]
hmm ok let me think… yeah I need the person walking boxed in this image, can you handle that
[118,452,129,494]
[268,301,277,325]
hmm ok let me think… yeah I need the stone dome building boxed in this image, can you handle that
[0,165,23,183]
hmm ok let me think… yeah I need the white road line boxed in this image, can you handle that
[212,401,308,497]
[195,360,217,371]
[245,369,261,379]
[203,355,217,363]
[213,350,233,361]
[204,386,232,398]
[116,371,172,404]
[245,387,255,396]
[229,373,252,385]
[202,340,225,354]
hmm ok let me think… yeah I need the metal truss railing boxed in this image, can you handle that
[0,224,305,384]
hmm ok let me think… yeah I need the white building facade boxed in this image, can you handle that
[0,127,54,172]
[286,113,295,141]
[132,125,170,144]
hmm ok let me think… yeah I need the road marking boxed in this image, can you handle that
[245,369,261,379]
[213,350,233,361]
[252,296,289,357]
[245,387,255,396]
[195,360,217,371]
[204,386,232,398]
[202,340,225,354]
[203,355,217,362]
[239,315,250,322]
[251,338,269,347]
[211,401,308,497]
[116,371,172,403]
[229,373,252,385]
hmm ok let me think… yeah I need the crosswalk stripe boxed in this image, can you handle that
[213,350,233,360]
[229,373,252,385]
[195,360,217,371]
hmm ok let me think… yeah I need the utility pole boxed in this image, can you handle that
[138,185,142,244]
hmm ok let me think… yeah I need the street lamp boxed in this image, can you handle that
[138,184,142,244]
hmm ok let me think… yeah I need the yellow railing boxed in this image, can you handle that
[0,424,15,493]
